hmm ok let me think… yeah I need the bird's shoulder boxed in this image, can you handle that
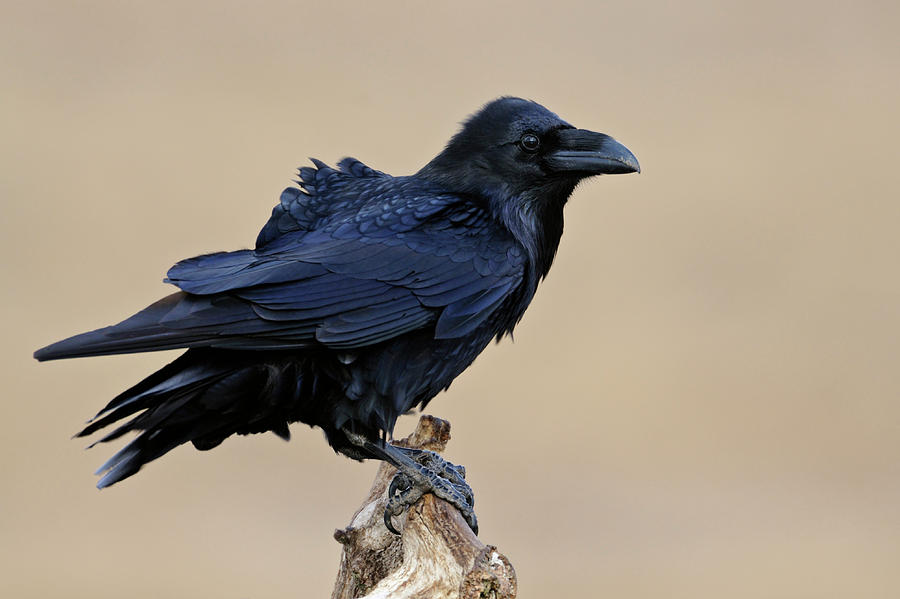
[256,158,475,249]
[168,159,525,300]
[162,157,528,344]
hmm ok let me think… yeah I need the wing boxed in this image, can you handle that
[35,162,526,360]
[169,209,526,349]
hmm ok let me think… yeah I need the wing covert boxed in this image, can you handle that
[162,162,527,350]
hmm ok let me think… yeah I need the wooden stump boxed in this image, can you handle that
[331,415,517,599]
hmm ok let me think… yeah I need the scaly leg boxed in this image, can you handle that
[344,431,478,535]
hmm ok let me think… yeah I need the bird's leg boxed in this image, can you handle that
[343,431,478,536]
[380,445,477,535]
[382,446,475,534]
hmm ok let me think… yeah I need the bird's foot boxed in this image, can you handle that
[382,447,477,535]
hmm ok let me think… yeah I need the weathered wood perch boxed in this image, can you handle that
[331,415,517,599]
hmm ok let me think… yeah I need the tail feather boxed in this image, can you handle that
[79,355,232,439]
[81,348,317,488]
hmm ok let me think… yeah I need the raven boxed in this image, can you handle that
[35,97,639,533]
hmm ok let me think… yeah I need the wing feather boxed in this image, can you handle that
[35,163,528,361]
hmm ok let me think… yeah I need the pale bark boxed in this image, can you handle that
[331,415,517,599]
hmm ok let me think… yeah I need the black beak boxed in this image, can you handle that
[546,128,640,175]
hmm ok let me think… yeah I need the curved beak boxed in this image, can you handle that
[546,128,640,175]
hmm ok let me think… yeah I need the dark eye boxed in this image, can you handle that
[519,133,540,153]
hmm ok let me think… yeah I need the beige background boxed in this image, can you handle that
[2,1,898,597]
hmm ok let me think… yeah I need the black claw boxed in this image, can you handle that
[383,472,413,535]
[467,514,479,536]
[384,510,401,535]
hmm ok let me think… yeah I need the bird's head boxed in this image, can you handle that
[418,97,640,202]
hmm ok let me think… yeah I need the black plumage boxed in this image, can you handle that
[35,97,639,490]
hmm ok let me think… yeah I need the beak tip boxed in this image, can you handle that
[622,148,641,174]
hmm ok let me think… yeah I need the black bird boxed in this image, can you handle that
[35,97,639,533]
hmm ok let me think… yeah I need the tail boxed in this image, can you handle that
[77,348,316,488]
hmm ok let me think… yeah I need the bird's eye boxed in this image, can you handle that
[519,133,540,153]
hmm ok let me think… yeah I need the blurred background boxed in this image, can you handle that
[2,1,898,597]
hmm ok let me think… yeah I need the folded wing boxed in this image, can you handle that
[35,178,525,360]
